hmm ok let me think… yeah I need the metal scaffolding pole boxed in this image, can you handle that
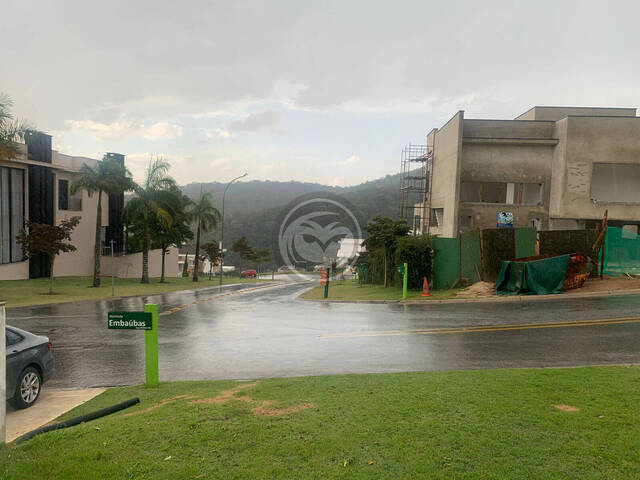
[397,144,432,235]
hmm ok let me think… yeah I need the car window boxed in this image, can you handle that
[6,329,24,347]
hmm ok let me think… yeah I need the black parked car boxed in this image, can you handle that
[5,326,54,409]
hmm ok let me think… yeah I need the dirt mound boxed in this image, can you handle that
[456,282,496,298]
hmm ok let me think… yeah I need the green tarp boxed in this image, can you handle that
[496,254,569,295]
[603,226,640,275]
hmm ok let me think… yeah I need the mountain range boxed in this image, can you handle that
[180,172,403,267]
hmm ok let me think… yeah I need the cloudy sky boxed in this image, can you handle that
[3,0,638,186]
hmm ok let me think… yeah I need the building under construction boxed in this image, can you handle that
[398,144,432,234]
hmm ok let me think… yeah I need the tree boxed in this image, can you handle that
[71,155,134,287]
[231,236,253,269]
[201,242,222,279]
[122,158,178,284]
[362,215,410,287]
[17,217,80,294]
[251,247,271,273]
[151,192,193,283]
[0,94,32,161]
[187,189,221,282]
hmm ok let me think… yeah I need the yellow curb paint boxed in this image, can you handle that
[319,316,640,339]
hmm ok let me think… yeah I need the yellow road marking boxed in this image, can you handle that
[318,316,640,339]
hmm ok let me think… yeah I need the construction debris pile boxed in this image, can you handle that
[455,281,496,299]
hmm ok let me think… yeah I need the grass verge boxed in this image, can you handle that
[2,366,639,479]
[0,276,266,308]
[299,279,461,301]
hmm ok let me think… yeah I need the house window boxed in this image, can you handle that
[0,167,25,264]
[591,163,640,203]
[461,182,542,205]
[58,179,69,210]
[430,208,444,227]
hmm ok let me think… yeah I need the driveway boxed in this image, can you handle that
[6,278,640,388]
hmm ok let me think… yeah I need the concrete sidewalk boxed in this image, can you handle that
[6,388,105,442]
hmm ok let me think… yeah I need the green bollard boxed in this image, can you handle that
[144,304,159,387]
[402,262,408,299]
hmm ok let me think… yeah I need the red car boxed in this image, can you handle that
[241,269,258,278]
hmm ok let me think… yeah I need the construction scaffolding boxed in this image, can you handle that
[398,144,432,234]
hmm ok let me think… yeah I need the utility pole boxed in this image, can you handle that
[219,173,248,291]
[110,239,115,297]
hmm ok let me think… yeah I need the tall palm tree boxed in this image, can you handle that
[188,188,221,282]
[122,158,177,284]
[0,93,32,160]
[71,156,134,287]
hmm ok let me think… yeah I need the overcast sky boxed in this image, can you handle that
[3,0,638,186]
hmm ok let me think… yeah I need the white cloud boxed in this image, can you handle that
[228,110,286,135]
[65,119,136,140]
[65,118,184,142]
[205,128,230,139]
[141,122,184,140]
[341,155,359,165]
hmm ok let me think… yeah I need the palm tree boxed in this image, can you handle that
[71,156,134,287]
[187,189,221,282]
[0,93,32,161]
[122,158,177,284]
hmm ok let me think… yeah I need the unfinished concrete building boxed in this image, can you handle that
[417,106,640,238]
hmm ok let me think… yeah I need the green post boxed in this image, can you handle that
[324,267,330,298]
[402,262,408,299]
[144,304,159,387]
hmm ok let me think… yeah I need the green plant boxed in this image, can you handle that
[187,189,221,282]
[362,216,410,287]
[123,158,178,284]
[71,155,134,287]
[0,93,33,161]
[16,217,80,294]
[395,234,434,289]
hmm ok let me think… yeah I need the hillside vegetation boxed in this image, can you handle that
[181,173,402,267]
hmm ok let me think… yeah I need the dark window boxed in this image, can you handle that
[430,208,444,227]
[0,167,25,264]
[58,179,69,210]
[6,329,24,346]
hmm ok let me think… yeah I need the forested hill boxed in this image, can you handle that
[181,173,401,220]
[180,173,402,263]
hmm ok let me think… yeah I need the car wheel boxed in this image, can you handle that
[10,366,42,409]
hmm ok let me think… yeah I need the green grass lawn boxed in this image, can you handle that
[299,279,462,301]
[2,367,639,479]
[0,276,266,308]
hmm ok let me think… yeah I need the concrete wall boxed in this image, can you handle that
[549,116,640,222]
[0,261,29,281]
[429,111,463,237]
[515,106,636,121]
[54,170,110,278]
[101,247,179,279]
[463,119,555,139]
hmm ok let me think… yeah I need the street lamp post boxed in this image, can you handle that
[219,173,248,290]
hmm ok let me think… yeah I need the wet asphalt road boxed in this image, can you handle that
[6,277,640,388]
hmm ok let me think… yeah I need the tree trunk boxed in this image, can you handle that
[141,227,150,284]
[383,250,388,288]
[182,252,189,277]
[193,221,201,282]
[49,255,55,294]
[93,189,103,287]
[160,246,166,283]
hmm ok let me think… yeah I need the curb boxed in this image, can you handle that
[6,280,281,311]
[300,287,640,305]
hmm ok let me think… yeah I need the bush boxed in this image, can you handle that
[395,235,434,289]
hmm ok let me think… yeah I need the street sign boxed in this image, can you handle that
[107,311,152,330]
[107,306,159,387]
